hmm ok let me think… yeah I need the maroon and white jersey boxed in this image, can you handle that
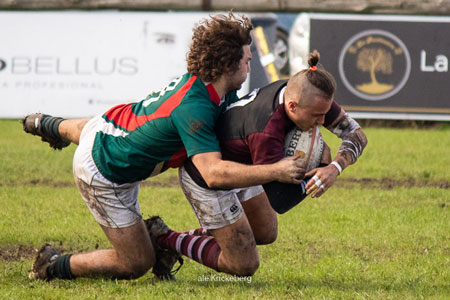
[184,79,343,190]
[217,79,343,164]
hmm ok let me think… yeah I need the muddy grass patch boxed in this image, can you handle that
[142,176,180,188]
[3,176,449,191]
[338,177,449,190]
[0,244,77,262]
[0,245,36,261]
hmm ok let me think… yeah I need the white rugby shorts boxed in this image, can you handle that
[178,166,264,230]
[73,115,142,229]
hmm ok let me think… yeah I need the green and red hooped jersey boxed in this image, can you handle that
[91,73,239,184]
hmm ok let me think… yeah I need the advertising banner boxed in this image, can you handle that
[290,14,450,120]
[0,11,213,118]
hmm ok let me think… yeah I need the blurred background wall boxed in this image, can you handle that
[0,0,449,14]
[1,1,449,121]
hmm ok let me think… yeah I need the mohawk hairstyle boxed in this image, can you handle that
[302,50,336,99]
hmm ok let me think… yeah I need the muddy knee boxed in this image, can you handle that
[254,229,277,245]
[122,264,151,279]
[232,256,260,276]
[252,217,278,245]
[223,248,260,276]
[119,256,154,279]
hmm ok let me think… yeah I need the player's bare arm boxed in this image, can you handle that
[192,151,305,189]
[306,112,368,197]
[329,111,368,168]
[59,118,89,145]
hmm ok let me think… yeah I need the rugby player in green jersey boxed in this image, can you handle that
[24,12,306,281]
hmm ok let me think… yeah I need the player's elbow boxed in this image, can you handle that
[203,170,226,189]
[363,134,368,149]
[357,129,368,154]
[203,159,243,189]
[359,129,368,148]
[193,152,230,189]
[204,177,220,189]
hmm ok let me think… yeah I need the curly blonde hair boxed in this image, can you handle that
[187,11,253,82]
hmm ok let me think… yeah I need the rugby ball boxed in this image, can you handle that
[284,126,324,172]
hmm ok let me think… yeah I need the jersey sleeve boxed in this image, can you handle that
[247,132,285,165]
[323,101,344,128]
[172,100,221,157]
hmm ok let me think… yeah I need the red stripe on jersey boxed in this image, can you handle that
[105,76,198,131]
[104,103,136,131]
[205,83,220,105]
[166,147,187,169]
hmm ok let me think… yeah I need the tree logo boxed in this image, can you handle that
[338,30,411,101]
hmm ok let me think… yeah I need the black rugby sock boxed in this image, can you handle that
[39,115,65,140]
[46,254,75,280]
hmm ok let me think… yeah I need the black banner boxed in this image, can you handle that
[309,15,450,120]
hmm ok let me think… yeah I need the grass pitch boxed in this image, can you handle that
[0,119,449,299]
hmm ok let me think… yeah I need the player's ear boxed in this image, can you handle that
[287,99,297,112]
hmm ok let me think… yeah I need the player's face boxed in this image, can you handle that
[293,97,333,131]
[227,45,252,91]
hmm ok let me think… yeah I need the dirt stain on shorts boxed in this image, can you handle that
[75,178,111,224]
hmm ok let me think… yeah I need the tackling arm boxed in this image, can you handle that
[191,151,305,189]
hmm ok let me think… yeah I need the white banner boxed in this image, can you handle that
[0,11,221,118]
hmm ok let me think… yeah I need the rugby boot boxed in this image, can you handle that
[22,113,71,150]
[145,216,184,280]
[28,244,61,280]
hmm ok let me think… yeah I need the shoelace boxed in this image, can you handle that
[170,257,184,275]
